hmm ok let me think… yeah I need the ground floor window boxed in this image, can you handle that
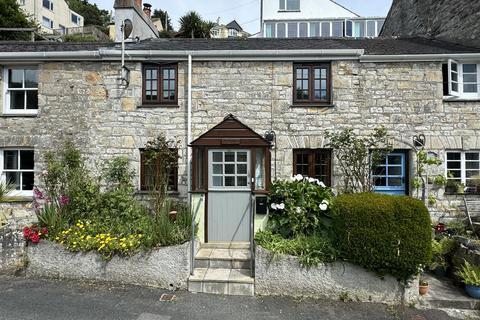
[372,152,408,195]
[446,151,480,186]
[140,149,178,191]
[293,149,331,186]
[0,149,34,195]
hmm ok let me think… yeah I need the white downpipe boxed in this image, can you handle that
[188,54,194,275]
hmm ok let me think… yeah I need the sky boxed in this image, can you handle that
[92,0,393,34]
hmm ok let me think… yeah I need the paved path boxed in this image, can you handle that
[0,276,458,320]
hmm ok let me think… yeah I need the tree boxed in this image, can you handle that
[152,9,173,31]
[66,0,110,27]
[0,0,37,41]
[179,11,214,38]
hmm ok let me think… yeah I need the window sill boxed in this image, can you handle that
[2,196,33,203]
[290,104,335,108]
[443,96,480,102]
[138,104,180,109]
[0,113,38,118]
[135,190,180,196]
[278,10,301,12]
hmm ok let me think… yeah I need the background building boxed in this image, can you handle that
[210,20,250,39]
[17,0,84,34]
[260,0,385,38]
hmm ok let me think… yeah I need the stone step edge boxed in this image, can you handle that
[188,277,255,284]
[195,256,251,262]
[419,299,480,310]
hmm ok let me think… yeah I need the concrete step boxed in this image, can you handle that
[195,248,251,269]
[200,242,250,249]
[188,268,254,296]
[419,274,480,310]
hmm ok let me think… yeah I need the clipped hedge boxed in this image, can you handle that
[332,193,432,280]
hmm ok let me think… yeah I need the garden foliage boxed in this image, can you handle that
[267,175,334,238]
[331,193,432,280]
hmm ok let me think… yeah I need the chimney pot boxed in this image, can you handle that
[143,3,152,18]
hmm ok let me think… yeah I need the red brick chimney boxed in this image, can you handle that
[134,0,141,9]
[143,3,152,18]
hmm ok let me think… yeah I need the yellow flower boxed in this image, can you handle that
[121,243,127,248]
[55,237,59,241]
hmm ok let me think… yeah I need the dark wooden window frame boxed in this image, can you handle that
[293,63,332,105]
[292,149,332,186]
[139,148,178,192]
[142,63,178,106]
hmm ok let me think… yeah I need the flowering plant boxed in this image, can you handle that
[268,174,334,238]
[23,225,48,244]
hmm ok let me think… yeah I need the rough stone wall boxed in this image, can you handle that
[255,246,419,304]
[0,60,479,218]
[381,0,480,47]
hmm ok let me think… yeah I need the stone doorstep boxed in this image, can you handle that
[200,242,250,249]
[195,248,251,269]
[419,274,480,310]
[188,268,254,296]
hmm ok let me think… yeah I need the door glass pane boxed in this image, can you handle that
[237,152,247,162]
[388,155,402,165]
[388,166,402,176]
[212,176,223,187]
[20,150,34,169]
[212,164,223,174]
[374,177,386,186]
[225,164,235,174]
[388,178,403,186]
[213,152,223,162]
[4,150,18,169]
[237,164,247,174]
[195,148,204,190]
[6,172,20,190]
[22,172,34,190]
[237,176,247,187]
[225,152,235,162]
[255,149,265,189]
[225,176,235,186]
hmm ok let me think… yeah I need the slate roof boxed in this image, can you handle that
[225,20,243,32]
[0,37,479,55]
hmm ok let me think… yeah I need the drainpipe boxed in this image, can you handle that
[188,54,194,275]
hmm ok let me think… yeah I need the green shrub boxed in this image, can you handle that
[255,230,337,267]
[331,193,432,280]
[63,34,98,42]
[268,176,334,238]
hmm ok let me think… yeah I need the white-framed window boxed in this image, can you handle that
[0,149,35,197]
[211,29,219,38]
[446,151,480,186]
[3,67,38,115]
[19,0,26,6]
[42,16,53,29]
[287,22,297,38]
[228,28,238,37]
[42,0,53,11]
[321,21,331,37]
[445,60,480,99]
[332,21,343,37]
[299,22,308,37]
[59,24,66,35]
[71,13,81,25]
[310,22,319,37]
[279,0,300,11]
[366,20,377,37]
[277,23,286,37]
[265,23,275,38]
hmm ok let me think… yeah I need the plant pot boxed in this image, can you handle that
[168,210,177,221]
[465,285,480,299]
[419,285,429,295]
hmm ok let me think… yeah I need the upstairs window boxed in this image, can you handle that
[444,60,480,99]
[293,63,331,105]
[142,64,178,106]
[0,149,34,196]
[3,67,38,114]
[265,23,275,38]
[228,28,238,38]
[279,0,300,11]
[71,13,80,25]
[43,0,53,11]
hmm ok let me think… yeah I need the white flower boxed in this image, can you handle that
[271,203,277,210]
[295,207,302,214]
[321,199,329,205]
[293,174,303,181]
[308,177,316,183]
[316,180,326,188]
[277,203,285,210]
[319,203,328,211]
[41,170,48,176]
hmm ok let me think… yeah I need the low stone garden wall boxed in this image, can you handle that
[255,246,418,304]
[27,240,194,290]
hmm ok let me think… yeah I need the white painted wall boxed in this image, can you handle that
[262,0,359,21]
[114,7,159,42]
[17,0,84,33]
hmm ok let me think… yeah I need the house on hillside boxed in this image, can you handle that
[17,0,84,34]
[1,0,480,295]
[259,0,385,38]
[210,20,250,39]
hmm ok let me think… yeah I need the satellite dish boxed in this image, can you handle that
[123,19,133,39]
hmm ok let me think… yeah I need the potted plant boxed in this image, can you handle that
[419,279,429,295]
[445,176,458,194]
[456,260,480,299]
[457,183,466,194]
[470,175,480,195]
[430,238,455,277]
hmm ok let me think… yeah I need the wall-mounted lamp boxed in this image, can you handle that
[413,134,426,148]
[265,130,276,145]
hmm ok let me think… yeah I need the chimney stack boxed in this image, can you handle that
[143,3,152,18]
[135,0,141,9]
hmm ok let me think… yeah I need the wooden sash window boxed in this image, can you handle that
[293,149,332,186]
[293,63,331,105]
[142,64,178,105]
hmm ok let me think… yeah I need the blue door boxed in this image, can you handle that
[373,153,407,195]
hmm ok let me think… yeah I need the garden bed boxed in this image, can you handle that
[27,240,195,290]
[255,246,419,304]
